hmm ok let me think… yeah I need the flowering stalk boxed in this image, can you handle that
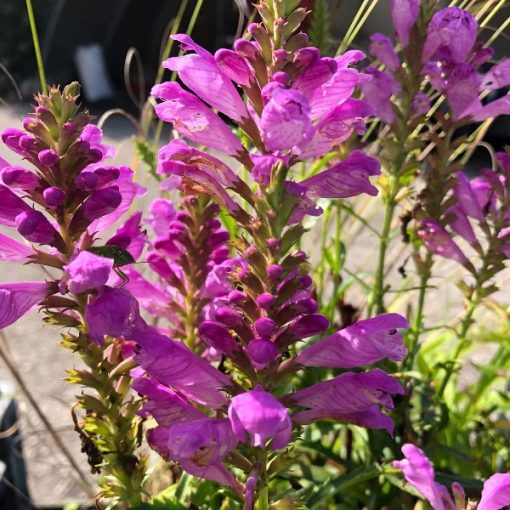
[0,84,148,507]
[124,1,410,508]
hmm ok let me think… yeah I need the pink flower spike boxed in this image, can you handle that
[165,34,249,122]
[296,313,408,368]
[228,386,292,450]
[0,281,54,329]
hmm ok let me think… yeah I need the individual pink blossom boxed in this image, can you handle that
[390,0,420,47]
[64,251,114,295]
[418,220,470,266]
[229,386,292,450]
[360,67,400,124]
[369,34,400,71]
[296,313,408,368]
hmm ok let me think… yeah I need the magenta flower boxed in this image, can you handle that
[394,444,510,510]
[152,82,245,157]
[390,0,420,47]
[164,35,249,123]
[417,219,470,266]
[0,282,55,329]
[0,185,31,227]
[423,7,478,64]
[296,313,408,368]
[369,34,400,71]
[64,251,114,295]
[360,67,400,124]
[229,386,292,450]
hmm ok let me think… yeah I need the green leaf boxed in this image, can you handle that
[133,484,187,510]
[306,466,381,507]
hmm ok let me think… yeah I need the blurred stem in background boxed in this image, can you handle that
[25,0,47,94]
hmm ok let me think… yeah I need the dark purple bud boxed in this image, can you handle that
[288,314,329,338]
[43,187,65,207]
[272,71,290,85]
[16,210,58,245]
[297,298,318,313]
[38,149,59,167]
[247,339,279,370]
[256,292,275,310]
[238,268,250,280]
[229,290,248,304]
[35,106,48,115]
[293,47,320,67]
[267,238,280,252]
[300,275,313,288]
[75,172,99,190]
[82,186,122,220]
[215,306,245,327]
[211,246,229,264]
[22,117,36,131]
[205,219,222,229]
[176,211,191,222]
[274,49,288,63]
[19,135,37,151]
[254,317,276,338]
[2,129,26,155]
[63,121,76,134]
[208,230,230,250]
[2,167,39,189]
[89,149,103,163]
[199,321,240,356]
[234,39,260,60]
[267,264,283,280]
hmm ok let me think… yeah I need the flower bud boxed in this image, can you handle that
[256,292,275,310]
[1,128,26,155]
[43,187,65,207]
[19,135,37,151]
[247,339,279,370]
[229,290,248,304]
[38,149,59,166]
[64,250,113,294]
[267,264,283,280]
[16,210,58,245]
[254,317,276,338]
[215,306,245,327]
[2,167,39,189]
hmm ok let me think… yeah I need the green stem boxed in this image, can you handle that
[25,0,47,94]
[405,253,432,370]
[369,183,398,316]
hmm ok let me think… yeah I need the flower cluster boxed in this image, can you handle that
[123,193,235,351]
[395,444,510,510]
[364,4,510,125]
[0,84,145,327]
[126,1,411,505]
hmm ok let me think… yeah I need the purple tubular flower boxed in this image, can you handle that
[0,185,31,227]
[64,251,114,294]
[423,7,478,63]
[0,233,34,262]
[134,330,231,407]
[418,220,470,266]
[390,0,420,47]
[133,377,204,426]
[448,205,478,246]
[298,151,380,199]
[1,128,28,156]
[292,369,404,434]
[0,281,54,329]
[228,386,292,450]
[296,313,408,368]
[15,210,60,245]
[369,34,400,71]
[164,35,249,122]
[454,171,485,222]
[152,82,244,157]
[251,154,281,187]
[85,286,146,344]
[147,198,177,237]
[214,49,253,86]
[38,149,59,167]
[360,67,399,125]
[261,85,316,152]
[1,166,39,190]
[393,444,456,510]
